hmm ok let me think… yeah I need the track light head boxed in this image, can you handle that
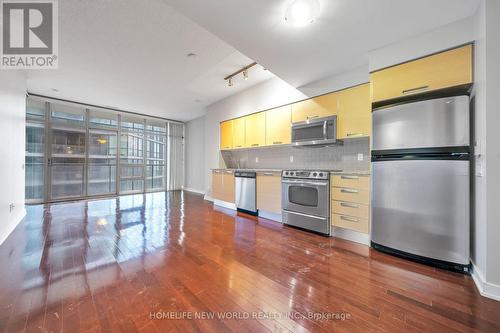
[228,77,233,87]
[243,69,249,80]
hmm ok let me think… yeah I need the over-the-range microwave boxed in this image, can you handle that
[291,115,337,146]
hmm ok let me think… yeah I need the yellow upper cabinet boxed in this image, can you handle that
[337,84,371,139]
[266,106,291,146]
[220,120,233,150]
[370,44,473,103]
[232,117,246,149]
[291,91,339,123]
[244,112,266,147]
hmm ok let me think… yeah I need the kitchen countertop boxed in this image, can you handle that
[211,168,370,175]
[329,171,371,176]
[211,168,282,172]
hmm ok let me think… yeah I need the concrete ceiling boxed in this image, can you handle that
[26,0,274,122]
[26,0,480,122]
[165,0,480,88]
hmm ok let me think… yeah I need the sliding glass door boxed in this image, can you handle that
[87,110,118,196]
[119,116,145,194]
[25,100,46,203]
[25,96,184,203]
[48,104,87,200]
[146,120,166,191]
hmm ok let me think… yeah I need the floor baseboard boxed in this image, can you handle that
[182,187,205,195]
[331,226,371,246]
[0,207,26,246]
[258,210,282,223]
[213,199,236,210]
[472,263,500,301]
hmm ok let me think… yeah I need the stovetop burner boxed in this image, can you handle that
[282,170,329,180]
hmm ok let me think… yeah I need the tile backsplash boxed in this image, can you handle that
[221,137,370,171]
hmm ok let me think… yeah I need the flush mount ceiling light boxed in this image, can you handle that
[224,62,257,87]
[284,0,320,27]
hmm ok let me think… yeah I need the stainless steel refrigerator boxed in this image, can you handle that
[371,95,471,272]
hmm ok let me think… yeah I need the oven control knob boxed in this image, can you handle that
[291,171,295,176]
[319,172,323,177]
[312,172,317,177]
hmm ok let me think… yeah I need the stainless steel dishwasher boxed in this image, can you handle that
[235,171,257,215]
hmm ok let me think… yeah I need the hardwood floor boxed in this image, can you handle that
[0,191,499,333]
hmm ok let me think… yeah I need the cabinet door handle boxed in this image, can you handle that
[235,145,242,148]
[341,175,359,180]
[341,188,359,194]
[402,85,429,95]
[340,202,359,208]
[346,133,363,137]
[263,172,274,176]
[251,143,259,147]
[273,141,282,145]
[214,170,221,174]
[307,115,319,120]
[340,216,359,223]
[225,171,233,174]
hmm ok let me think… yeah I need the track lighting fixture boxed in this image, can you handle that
[224,62,258,87]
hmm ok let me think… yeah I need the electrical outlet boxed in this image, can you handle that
[9,203,15,212]
[357,153,364,161]
[290,155,294,163]
[255,157,259,163]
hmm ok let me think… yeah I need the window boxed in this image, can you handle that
[49,104,86,199]
[87,109,118,196]
[119,116,145,194]
[146,120,166,191]
[25,99,46,202]
[25,97,183,203]
[167,122,184,191]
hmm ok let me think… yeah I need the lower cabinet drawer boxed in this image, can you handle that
[331,200,369,219]
[331,187,370,205]
[331,175,370,189]
[332,213,369,234]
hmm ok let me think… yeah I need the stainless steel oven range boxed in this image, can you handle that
[281,170,330,235]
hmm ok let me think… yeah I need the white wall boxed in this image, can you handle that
[483,0,500,288]
[297,65,369,97]
[184,115,206,193]
[0,72,27,245]
[369,15,475,71]
[471,0,488,284]
[468,0,500,300]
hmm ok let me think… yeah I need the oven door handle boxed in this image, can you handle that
[283,210,327,220]
[282,180,329,186]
